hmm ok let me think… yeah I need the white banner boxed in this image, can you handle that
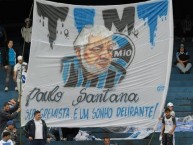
[21,0,173,129]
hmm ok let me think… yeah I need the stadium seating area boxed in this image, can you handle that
[1,37,193,145]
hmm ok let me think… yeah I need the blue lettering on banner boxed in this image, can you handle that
[92,107,113,119]
[74,108,89,120]
[25,109,36,120]
[40,108,70,119]
[116,103,159,118]
[25,104,159,121]
[25,108,70,120]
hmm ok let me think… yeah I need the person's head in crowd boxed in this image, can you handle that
[8,102,14,109]
[24,18,32,28]
[2,131,11,141]
[3,102,11,112]
[17,55,23,64]
[17,55,28,71]
[6,120,15,130]
[178,43,187,53]
[167,102,174,111]
[34,110,41,121]
[7,39,13,49]
[74,25,114,77]
[104,137,111,145]
[164,107,171,117]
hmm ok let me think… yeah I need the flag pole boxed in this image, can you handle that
[19,1,34,145]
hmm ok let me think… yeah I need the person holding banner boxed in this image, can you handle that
[21,18,32,63]
[62,25,134,88]
[159,102,175,145]
[0,100,20,136]
[161,107,176,145]
[13,55,28,98]
[166,102,175,117]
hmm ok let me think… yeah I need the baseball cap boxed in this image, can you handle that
[7,120,14,126]
[17,56,23,61]
[167,102,174,107]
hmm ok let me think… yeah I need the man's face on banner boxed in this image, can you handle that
[76,35,114,75]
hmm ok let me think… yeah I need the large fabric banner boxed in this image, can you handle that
[21,0,173,129]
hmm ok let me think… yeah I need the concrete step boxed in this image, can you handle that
[165,99,193,106]
[166,94,193,101]
[171,67,181,74]
[171,106,193,112]
[168,87,193,93]
[169,80,193,86]
[174,111,193,117]
[167,92,193,98]
[170,74,193,80]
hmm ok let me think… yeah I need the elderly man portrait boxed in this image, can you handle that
[62,25,134,88]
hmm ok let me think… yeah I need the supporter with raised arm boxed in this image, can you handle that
[0,99,20,135]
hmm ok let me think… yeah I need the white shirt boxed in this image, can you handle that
[0,139,14,145]
[21,27,32,43]
[14,62,28,83]
[34,119,43,139]
[170,111,175,117]
[162,115,176,134]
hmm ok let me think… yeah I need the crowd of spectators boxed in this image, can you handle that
[0,18,30,93]
[0,100,80,144]
[0,99,20,145]
[0,18,31,144]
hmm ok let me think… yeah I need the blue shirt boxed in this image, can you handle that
[8,48,16,66]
